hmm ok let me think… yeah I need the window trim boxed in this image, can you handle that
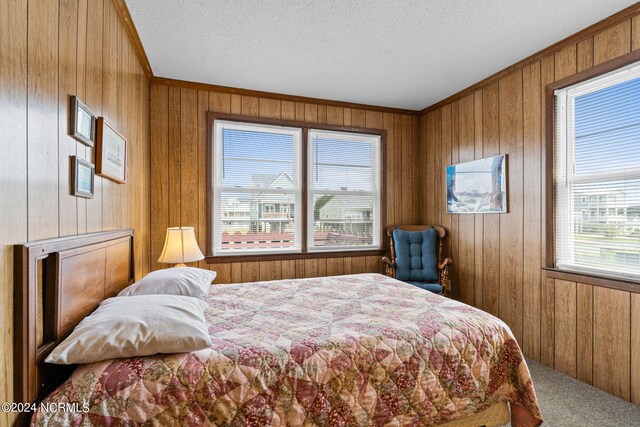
[205,112,387,263]
[545,48,640,287]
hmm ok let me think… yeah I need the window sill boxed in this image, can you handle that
[542,267,640,293]
[206,248,386,264]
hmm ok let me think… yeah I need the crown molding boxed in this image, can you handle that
[112,0,153,79]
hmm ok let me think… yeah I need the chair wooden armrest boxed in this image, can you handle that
[438,257,453,296]
[381,256,396,278]
[438,257,452,270]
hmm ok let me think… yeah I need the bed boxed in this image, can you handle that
[17,230,541,427]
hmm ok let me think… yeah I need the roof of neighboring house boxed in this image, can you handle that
[251,172,294,190]
[320,195,371,211]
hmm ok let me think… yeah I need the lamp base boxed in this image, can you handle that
[175,263,187,268]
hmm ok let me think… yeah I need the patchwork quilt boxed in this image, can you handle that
[32,273,542,426]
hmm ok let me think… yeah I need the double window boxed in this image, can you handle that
[210,117,382,257]
[555,62,640,280]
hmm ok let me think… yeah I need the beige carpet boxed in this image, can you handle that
[507,358,640,426]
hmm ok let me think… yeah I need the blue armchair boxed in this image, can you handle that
[381,225,452,295]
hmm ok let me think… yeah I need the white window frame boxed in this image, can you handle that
[212,120,303,256]
[555,61,640,280]
[306,129,382,252]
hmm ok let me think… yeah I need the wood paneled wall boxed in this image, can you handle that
[418,16,640,403]
[149,83,419,283]
[0,0,150,423]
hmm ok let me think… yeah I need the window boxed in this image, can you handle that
[210,117,383,257]
[308,130,381,251]
[212,120,302,255]
[555,63,640,280]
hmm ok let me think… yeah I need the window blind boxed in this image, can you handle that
[213,120,302,255]
[307,130,381,250]
[555,63,640,280]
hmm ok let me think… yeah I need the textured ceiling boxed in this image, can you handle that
[127,0,637,110]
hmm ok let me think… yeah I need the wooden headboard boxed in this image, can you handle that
[13,229,135,407]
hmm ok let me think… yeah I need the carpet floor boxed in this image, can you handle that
[504,358,640,426]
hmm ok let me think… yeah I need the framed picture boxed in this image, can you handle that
[96,117,127,183]
[69,96,96,147]
[446,154,507,214]
[71,156,95,199]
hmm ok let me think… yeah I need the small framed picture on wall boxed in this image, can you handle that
[70,96,96,147]
[96,117,127,183]
[71,156,95,199]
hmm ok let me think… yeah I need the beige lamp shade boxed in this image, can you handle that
[157,227,204,266]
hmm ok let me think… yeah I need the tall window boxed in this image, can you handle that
[308,130,381,250]
[555,63,640,280]
[212,120,302,255]
[211,118,382,257]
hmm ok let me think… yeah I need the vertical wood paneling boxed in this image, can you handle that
[59,0,79,237]
[28,0,59,241]
[594,20,631,65]
[0,0,27,421]
[326,106,343,125]
[498,71,524,341]
[633,15,640,51]
[197,91,209,269]
[259,98,281,119]
[168,87,182,227]
[554,45,577,80]
[281,260,296,279]
[522,61,542,360]
[231,263,242,283]
[434,109,442,233]
[260,260,281,281]
[576,282,593,384]
[180,88,198,231]
[383,113,396,226]
[481,83,500,315]
[473,91,484,309]
[631,292,640,405]
[457,95,475,305]
[240,262,258,282]
[449,102,459,299]
[211,263,231,284]
[424,112,436,224]
[150,85,169,270]
[393,114,403,225]
[577,38,594,72]
[539,54,554,287]
[304,259,319,278]
[86,0,104,234]
[230,94,241,114]
[593,287,630,400]
[1,1,150,421]
[540,275,555,366]
[554,280,577,377]
[281,101,295,120]
[401,115,413,224]
[241,96,259,116]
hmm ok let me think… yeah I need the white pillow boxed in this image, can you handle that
[46,295,212,364]
[118,267,216,300]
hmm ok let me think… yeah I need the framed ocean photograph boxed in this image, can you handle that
[446,154,507,214]
[71,156,95,199]
[96,117,127,183]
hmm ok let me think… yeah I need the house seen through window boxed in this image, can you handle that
[211,119,381,256]
[555,63,640,280]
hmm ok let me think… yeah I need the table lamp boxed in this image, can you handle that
[157,227,204,267]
